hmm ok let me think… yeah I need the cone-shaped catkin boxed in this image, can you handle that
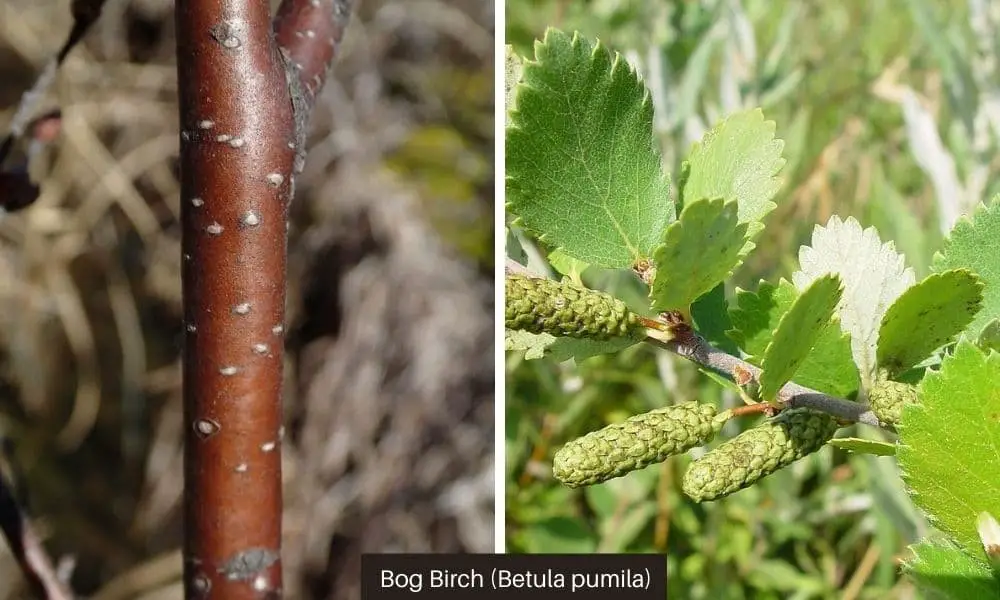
[867,380,918,426]
[506,274,641,339]
[553,401,724,487]
[682,408,839,502]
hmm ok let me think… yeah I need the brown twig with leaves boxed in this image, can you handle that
[175,0,354,596]
[505,259,885,429]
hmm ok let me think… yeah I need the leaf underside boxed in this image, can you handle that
[829,437,896,456]
[793,215,915,381]
[505,329,637,363]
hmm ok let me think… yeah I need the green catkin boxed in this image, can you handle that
[682,408,840,502]
[505,274,641,339]
[867,380,918,426]
[553,401,725,488]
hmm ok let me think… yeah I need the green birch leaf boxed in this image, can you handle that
[506,226,528,266]
[759,275,843,401]
[504,330,637,363]
[828,437,896,456]
[506,28,672,268]
[649,197,748,313]
[683,108,786,253]
[904,540,1000,600]
[548,250,589,283]
[675,160,692,214]
[898,341,1000,559]
[877,269,984,378]
[932,198,1000,340]
[505,329,555,360]
[979,319,1000,353]
[728,279,858,398]
[547,336,639,364]
[728,281,786,357]
[691,283,740,355]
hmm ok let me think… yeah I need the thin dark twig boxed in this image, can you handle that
[0,443,74,600]
[0,0,107,167]
[0,2,108,593]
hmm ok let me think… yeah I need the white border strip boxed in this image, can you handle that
[493,0,507,555]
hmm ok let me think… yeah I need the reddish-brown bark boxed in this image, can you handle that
[273,0,355,111]
[273,0,356,177]
[176,0,294,596]
[176,0,355,595]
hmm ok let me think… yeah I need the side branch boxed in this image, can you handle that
[273,0,356,174]
[505,259,886,430]
[273,0,353,108]
[651,329,883,428]
[0,445,73,600]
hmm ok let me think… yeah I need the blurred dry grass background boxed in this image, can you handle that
[0,0,494,597]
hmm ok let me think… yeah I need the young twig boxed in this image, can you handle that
[505,259,886,429]
[649,332,882,428]
[0,0,99,217]
[0,0,107,167]
[0,441,74,600]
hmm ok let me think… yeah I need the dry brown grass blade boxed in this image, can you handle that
[62,112,162,242]
[96,223,148,464]
[45,261,102,451]
[90,549,183,600]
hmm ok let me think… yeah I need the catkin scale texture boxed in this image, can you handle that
[553,401,722,487]
[505,274,640,339]
[867,380,918,426]
[682,408,839,502]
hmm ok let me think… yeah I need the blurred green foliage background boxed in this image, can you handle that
[505,1,1000,597]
